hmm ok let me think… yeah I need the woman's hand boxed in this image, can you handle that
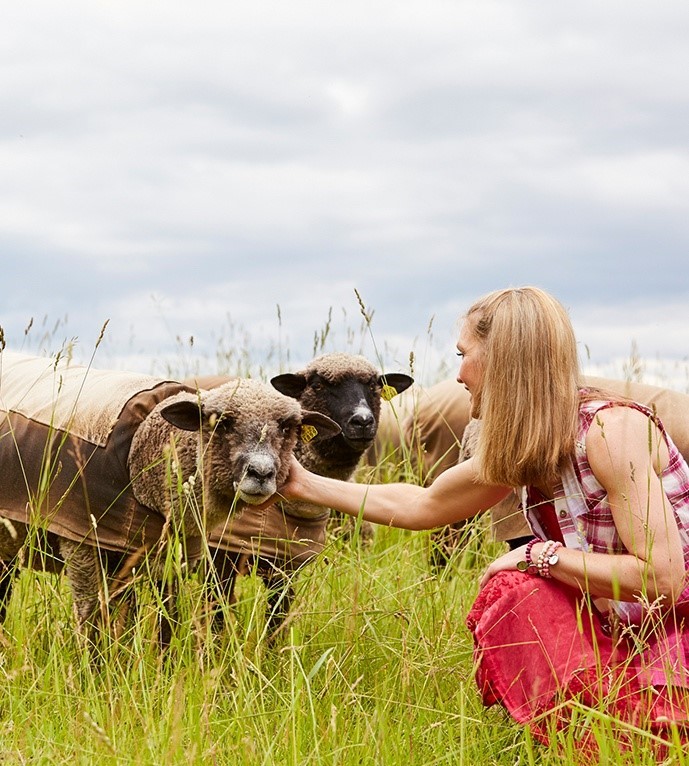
[275,455,310,502]
[250,456,311,510]
[479,544,529,589]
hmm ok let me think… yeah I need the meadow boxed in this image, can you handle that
[1,308,688,764]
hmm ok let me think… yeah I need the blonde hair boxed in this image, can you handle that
[467,287,581,487]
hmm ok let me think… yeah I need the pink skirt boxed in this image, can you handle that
[466,571,689,749]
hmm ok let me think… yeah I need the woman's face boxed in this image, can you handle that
[456,319,485,418]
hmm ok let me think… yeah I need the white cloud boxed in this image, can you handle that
[2,0,689,386]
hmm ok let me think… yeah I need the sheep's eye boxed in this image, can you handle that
[212,414,234,430]
[280,420,296,437]
[309,374,331,393]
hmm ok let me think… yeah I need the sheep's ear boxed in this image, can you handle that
[271,373,308,399]
[160,400,204,431]
[299,411,341,443]
[378,373,414,400]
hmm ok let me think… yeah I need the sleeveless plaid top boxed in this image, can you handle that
[523,396,689,623]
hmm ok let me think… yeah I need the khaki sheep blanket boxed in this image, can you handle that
[208,504,328,571]
[0,351,191,553]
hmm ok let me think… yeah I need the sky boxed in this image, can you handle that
[2,0,689,387]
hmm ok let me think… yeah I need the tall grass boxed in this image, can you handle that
[1,307,688,764]
[1,524,679,764]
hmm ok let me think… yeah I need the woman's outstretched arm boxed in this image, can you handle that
[278,455,512,531]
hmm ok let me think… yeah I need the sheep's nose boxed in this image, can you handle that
[245,456,277,481]
[347,410,376,439]
[349,411,374,430]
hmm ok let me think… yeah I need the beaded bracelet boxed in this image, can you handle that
[536,540,555,577]
[516,536,542,575]
[525,537,539,567]
[537,540,563,579]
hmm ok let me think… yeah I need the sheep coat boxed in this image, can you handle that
[0,350,192,553]
[0,352,314,561]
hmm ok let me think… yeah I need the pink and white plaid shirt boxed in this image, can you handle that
[523,396,689,623]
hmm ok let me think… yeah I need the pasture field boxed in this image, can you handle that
[1,515,685,764]
[1,312,688,764]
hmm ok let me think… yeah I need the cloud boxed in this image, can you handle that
[2,1,689,387]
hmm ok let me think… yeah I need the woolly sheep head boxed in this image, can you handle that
[271,353,414,452]
[159,379,340,505]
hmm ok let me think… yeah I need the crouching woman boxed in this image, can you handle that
[277,286,689,750]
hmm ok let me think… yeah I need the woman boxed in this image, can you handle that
[278,286,689,747]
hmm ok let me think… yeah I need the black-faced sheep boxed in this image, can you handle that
[0,351,338,641]
[187,352,413,636]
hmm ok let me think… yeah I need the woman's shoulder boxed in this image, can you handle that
[583,401,652,434]
[578,389,656,424]
[581,399,668,477]
[577,393,662,456]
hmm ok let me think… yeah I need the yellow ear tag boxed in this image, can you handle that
[301,424,319,443]
[381,385,398,401]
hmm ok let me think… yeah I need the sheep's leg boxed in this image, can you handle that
[0,518,26,624]
[207,551,294,639]
[0,560,17,623]
[208,549,242,630]
[262,569,294,639]
[58,539,106,643]
[153,578,177,648]
[108,572,172,647]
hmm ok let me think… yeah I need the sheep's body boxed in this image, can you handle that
[0,351,336,638]
[389,375,689,566]
[188,353,413,635]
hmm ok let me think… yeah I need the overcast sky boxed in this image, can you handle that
[2,1,688,387]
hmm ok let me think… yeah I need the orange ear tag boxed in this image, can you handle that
[301,425,319,443]
[381,385,398,401]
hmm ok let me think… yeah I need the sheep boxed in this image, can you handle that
[186,352,414,636]
[391,375,689,567]
[0,350,339,642]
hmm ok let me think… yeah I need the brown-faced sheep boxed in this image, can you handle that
[392,375,689,566]
[187,352,413,636]
[0,351,338,641]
